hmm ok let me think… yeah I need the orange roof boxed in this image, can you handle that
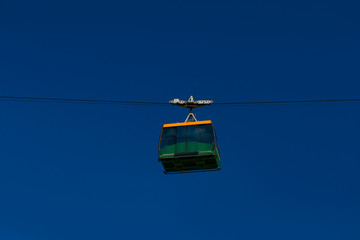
[163,120,212,128]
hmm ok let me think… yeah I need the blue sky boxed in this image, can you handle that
[0,0,359,239]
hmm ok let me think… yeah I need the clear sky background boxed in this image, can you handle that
[0,0,359,239]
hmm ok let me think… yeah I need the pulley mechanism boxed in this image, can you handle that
[169,96,213,122]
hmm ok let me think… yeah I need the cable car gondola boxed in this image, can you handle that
[158,96,221,174]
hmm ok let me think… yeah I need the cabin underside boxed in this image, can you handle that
[159,153,220,173]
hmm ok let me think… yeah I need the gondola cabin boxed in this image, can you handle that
[158,120,221,173]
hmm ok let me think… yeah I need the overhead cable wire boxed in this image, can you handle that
[0,95,360,106]
[0,95,168,105]
[213,98,360,105]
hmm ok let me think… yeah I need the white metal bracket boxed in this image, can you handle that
[184,111,197,122]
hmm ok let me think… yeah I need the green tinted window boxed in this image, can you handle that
[161,124,214,148]
[188,125,197,142]
[160,127,177,148]
[198,124,214,144]
[177,126,187,143]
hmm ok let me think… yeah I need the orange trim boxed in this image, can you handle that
[163,120,212,128]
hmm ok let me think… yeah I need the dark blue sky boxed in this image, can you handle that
[1,0,359,239]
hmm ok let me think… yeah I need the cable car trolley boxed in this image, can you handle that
[158,96,221,174]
